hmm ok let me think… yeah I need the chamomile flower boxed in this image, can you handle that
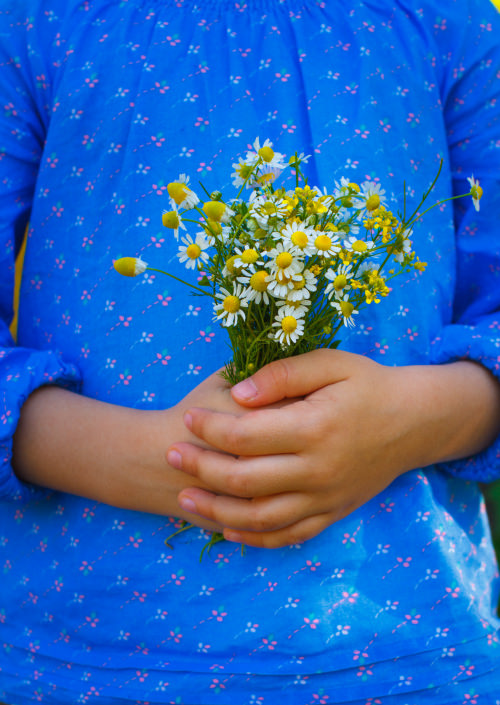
[392,232,412,263]
[213,284,249,327]
[281,221,317,256]
[113,256,148,277]
[272,305,305,346]
[332,294,359,328]
[167,174,200,209]
[467,175,483,211]
[237,267,271,304]
[267,242,304,278]
[324,264,353,299]
[202,200,234,224]
[313,231,341,258]
[353,181,387,213]
[332,176,351,198]
[161,204,186,241]
[270,306,304,347]
[288,152,311,168]
[246,137,287,170]
[177,233,210,270]
[343,236,375,255]
[233,246,262,270]
[249,192,290,228]
[231,156,258,188]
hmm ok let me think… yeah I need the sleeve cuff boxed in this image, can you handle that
[429,324,500,482]
[0,347,82,501]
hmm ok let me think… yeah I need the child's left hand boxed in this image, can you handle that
[167,348,500,548]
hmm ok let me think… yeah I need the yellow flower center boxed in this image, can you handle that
[258,146,275,163]
[167,182,190,205]
[291,230,309,248]
[240,249,259,264]
[334,274,347,290]
[162,210,180,229]
[352,240,368,253]
[314,234,332,252]
[366,194,380,212]
[250,271,269,292]
[471,184,483,201]
[223,295,241,313]
[340,301,354,317]
[281,316,298,334]
[348,182,360,193]
[186,243,201,259]
[276,252,293,269]
[203,201,226,222]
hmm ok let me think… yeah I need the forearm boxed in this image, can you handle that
[11,385,222,529]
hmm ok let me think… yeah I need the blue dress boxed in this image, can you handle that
[1,0,500,702]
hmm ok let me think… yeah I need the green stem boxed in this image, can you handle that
[164,522,194,548]
[146,267,216,299]
[404,191,473,230]
[403,158,444,225]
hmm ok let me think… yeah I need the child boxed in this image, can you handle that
[1,0,500,702]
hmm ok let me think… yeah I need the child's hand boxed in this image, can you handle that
[169,349,500,548]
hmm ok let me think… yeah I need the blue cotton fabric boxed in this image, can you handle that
[1,0,500,702]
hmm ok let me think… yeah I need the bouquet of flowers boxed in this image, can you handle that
[114,138,482,555]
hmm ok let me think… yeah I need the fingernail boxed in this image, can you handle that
[183,412,193,430]
[167,450,182,469]
[178,496,197,514]
[224,530,242,543]
[232,378,258,401]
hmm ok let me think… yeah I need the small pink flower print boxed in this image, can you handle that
[84,75,99,88]
[130,534,143,548]
[213,608,227,622]
[151,134,165,147]
[304,616,320,629]
[262,635,277,649]
[85,612,99,628]
[194,116,209,129]
[199,329,215,342]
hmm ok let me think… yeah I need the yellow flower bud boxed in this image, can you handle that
[162,210,180,229]
[203,200,226,222]
[167,182,190,205]
[258,145,275,163]
[366,194,380,212]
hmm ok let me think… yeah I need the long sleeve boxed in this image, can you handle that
[429,0,500,480]
[0,4,81,501]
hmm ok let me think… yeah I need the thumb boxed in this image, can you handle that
[231,348,355,407]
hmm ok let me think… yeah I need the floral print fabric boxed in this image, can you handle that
[1,0,500,702]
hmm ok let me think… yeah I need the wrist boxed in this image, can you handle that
[391,361,500,468]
